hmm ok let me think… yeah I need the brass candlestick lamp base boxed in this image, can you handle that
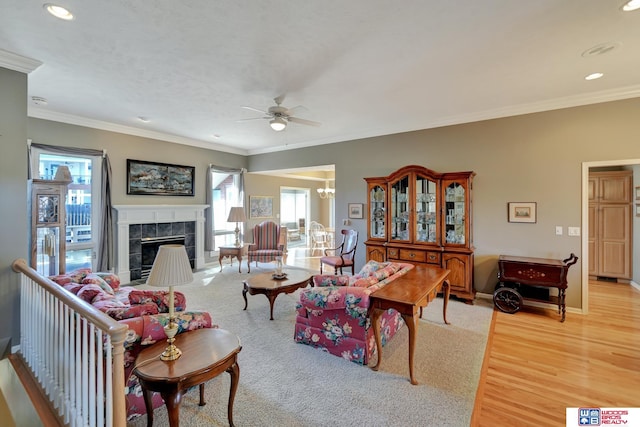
[160,320,182,361]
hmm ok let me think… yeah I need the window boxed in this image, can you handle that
[211,171,243,249]
[32,150,101,271]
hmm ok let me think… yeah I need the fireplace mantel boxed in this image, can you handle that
[113,205,208,283]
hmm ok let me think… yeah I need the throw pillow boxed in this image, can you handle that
[82,274,115,295]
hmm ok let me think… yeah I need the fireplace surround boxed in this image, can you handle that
[113,205,208,283]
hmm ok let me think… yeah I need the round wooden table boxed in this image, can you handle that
[133,328,242,427]
[242,269,313,320]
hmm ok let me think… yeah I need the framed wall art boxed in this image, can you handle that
[508,202,537,223]
[348,203,364,219]
[249,196,274,218]
[127,159,195,196]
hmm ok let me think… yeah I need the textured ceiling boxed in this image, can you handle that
[1,1,640,155]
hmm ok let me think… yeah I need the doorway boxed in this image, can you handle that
[581,158,640,314]
[280,187,310,249]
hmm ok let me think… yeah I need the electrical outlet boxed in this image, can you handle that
[555,226,563,236]
[568,227,581,236]
[343,219,351,226]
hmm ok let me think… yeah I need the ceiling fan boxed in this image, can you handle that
[239,95,321,131]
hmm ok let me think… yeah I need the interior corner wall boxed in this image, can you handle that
[0,67,29,346]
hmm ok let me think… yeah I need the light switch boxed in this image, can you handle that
[555,226,563,236]
[568,227,581,236]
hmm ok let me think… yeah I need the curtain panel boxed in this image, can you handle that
[28,142,114,271]
[205,165,245,251]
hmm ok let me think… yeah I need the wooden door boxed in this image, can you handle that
[588,204,598,276]
[598,204,631,278]
[599,174,631,203]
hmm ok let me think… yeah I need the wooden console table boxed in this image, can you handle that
[494,253,578,322]
[370,264,450,385]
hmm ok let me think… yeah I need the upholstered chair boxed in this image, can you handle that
[320,229,358,274]
[247,221,284,272]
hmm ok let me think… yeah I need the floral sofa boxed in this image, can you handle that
[49,268,214,420]
[294,260,414,365]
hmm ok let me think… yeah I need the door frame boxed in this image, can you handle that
[581,158,640,315]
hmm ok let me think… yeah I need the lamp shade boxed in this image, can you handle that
[54,165,73,182]
[146,245,193,287]
[227,207,247,223]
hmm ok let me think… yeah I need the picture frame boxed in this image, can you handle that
[249,196,274,219]
[127,159,195,196]
[348,203,364,219]
[636,186,640,200]
[636,204,640,217]
[508,202,537,223]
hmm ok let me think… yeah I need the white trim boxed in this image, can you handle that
[581,158,640,316]
[28,107,248,156]
[0,49,42,73]
[113,205,208,283]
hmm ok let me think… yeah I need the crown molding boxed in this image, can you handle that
[27,107,248,156]
[0,49,42,73]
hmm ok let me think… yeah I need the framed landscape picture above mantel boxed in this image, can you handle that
[508,202,537,223]
[127,159,195,196]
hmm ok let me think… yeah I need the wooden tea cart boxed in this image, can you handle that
[493,253,578,322]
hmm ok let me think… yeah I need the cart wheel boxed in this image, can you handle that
[493,287,523,314]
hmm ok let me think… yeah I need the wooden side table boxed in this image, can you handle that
[219,245,244,273]
[133,328,242,427]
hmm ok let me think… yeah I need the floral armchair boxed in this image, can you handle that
[294,261,414,365]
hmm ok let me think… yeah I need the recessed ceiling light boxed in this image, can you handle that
[585,72,604,81]
[622,0,640,11]
[43,4,74,20]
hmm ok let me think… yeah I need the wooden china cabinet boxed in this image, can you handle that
[364,165,476,302]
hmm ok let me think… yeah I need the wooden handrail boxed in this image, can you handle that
[11,258,128,427]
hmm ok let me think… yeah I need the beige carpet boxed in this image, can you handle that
[127,263,493,427]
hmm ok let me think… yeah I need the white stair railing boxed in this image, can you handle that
[12,259,127,427]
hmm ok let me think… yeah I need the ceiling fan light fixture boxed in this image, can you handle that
[270,117,287,131]
[622,0,640,11]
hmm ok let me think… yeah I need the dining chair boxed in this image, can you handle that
[320,229,358,274]
[309,221,330,255]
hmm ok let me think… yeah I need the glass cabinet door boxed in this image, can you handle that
[444,181,466,244]
[415,174,438,243]
[369,184,386,239]
[390,175,410,241]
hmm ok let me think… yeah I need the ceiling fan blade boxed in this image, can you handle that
[285,105,307,116]
[288,116,321,127]
[241,106,269,115]
[237,117,270,122]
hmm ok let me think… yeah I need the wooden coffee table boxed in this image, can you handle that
[242,269,313,320]
[133,328,242,427]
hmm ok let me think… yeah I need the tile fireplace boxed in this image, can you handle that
[113,205,208,283]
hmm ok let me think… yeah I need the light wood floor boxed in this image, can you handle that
[288,248,640,427]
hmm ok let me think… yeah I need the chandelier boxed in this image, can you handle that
[317,186,335,199]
